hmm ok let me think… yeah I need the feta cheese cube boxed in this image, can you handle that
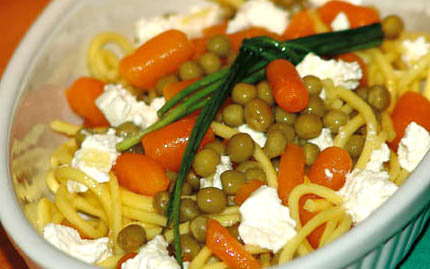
[121,235,180,269]
[43,223,111,264]
[237,124,267,147]
[308,128,333,151]
[366,143,390,172]
[338,168,398,223]
[239,185,296,253]
[135,3,224,44]
[68,129,121,193]
[296,53,362,90]
[95,84,165,129]
[227,0,289,35]
[398,121,430,172]
[200,155,232,189]
[331,12,350,31]
[402,37,430,65]
[338,142,397,223]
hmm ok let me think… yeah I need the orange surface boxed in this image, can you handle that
[0,0,50,267]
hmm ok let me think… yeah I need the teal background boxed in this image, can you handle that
[399,221,430,268]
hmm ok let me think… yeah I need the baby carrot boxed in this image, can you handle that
[266,59,309,113]
[318,1,380,29]
[65,77,109,127]
[141,118,215,172]
[277,144,305,205]
[120,30,194,91]
[308,147,352,191]
[206,218,261,269]
[234,179,264,206]
[282,10,315,40]
[389,92,430,151]
[113,153,170,196]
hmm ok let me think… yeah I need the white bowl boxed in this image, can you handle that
[1,0,430,268]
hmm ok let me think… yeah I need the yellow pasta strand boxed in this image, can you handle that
[119,187,154,212]
[88,32,134,83]
[279,207,345,263]
[55,185,108,238]
[164,222,190,242]
[334,115,366,148]
[389,150,401,183]
[109,173,123,254]
[328,85,379,169]
[190,246,212,269]
[122,206,167,226]
[55,166,112,222]
[325,213,353,245]
[318,219,338,247]
[50,120,81,136]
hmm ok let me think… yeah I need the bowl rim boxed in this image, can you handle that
[0,0,429,268]
[0,0,93,268]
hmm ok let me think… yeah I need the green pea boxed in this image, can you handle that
[206,35,231,57]
[179,61,204,80]
[198,52,222,74]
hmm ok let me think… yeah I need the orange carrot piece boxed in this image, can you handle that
[163,77,200,101]
[336,53,367,87]
[120,30,194,91]
[227,27,281,51]
[318,1,380,29]
[388,92,430,151]
[113,153,170,196]
[282,10,315,40]
[206,219,261,269]
[299,194,325,249]
[116,252,137,269]
[266,59,309,113]
[277,144,305,205]
[65,77,109,127]
[203,22,228,37]
[308,147,352,191]
[234,180,264,206]
[141,118,215,172]
[192,37,210,60]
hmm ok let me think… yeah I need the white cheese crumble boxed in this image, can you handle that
[296,53,362,90]
[338,143,398,223]
[135,3,224,44]
[237,124,267,147]
[96,84,165,129]
[68,129,122,193]
[331,12,350,31]
[398,122,430,172]
[121,235,180,269]
[200,155,232,189]
[43,223,111,264]
[308,0,362,6]
[401,37,430,65]
[226,0,289,35]
[308,128,333,151]
[324,168,334,179]
[238,185,296,253]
